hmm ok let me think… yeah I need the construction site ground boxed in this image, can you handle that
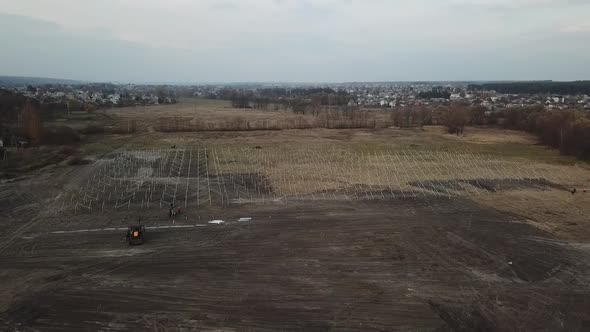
[2,100,590,331]
[2,197,590,331]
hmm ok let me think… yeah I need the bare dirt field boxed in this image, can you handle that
[3,200,590,331]
[2,99,590,331]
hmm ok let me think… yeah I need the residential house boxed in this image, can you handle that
[551,96,564,103]
[107,94,121,105]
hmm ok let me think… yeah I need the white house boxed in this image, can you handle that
[107,94,121,105]
[551,96,564,103]
[91,92,104,102]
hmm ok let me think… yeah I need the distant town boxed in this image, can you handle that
[2,78,590,113]
[2,77,590,159]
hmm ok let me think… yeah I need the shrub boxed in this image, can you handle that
[43,126,81,145]
[67,156,91,165]
[81,125,105,134]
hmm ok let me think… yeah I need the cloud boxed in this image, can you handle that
[210,1,239,11]
[561,22,590,33]
[448,0,586,9]
[0,0,589,81]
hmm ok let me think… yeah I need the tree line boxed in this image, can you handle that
[416,87,451,99]
[0,90,83,147]
[158,109,384,132]
[397,103,590,159]
[0,89,96,122]
[225,88,354,109]
[469,81,590,95]
[391,104,490,134]
[501,105,590,159]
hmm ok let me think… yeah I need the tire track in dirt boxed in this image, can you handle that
[4,199,590,330]
[0,185,45,254]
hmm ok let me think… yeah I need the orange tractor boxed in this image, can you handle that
[126,225,145,245]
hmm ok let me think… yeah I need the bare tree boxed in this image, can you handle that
[310,95,322,116]
[443,105,470,135]
[19,102,44,145]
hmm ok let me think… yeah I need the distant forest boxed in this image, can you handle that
[0,76,84,88]
[417,88,451,99]
[469,81,590,95]
[220,87,353,109]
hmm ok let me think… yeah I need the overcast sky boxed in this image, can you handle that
[0,0,589,83]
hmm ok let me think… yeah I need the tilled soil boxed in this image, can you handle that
[2,199,590,331]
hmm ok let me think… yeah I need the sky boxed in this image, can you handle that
[0,0,589,83]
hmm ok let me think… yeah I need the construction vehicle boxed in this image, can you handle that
[126,225,145,245]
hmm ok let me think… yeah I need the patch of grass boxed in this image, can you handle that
[0,147,67,177]
[67,156,92,165]
[81,139,126,157]
[72,121,585,167]
[55,112,112,121]
[462,143,569,163]
[80,125,105,135]
[184,98,232,108]
[432,141,580,166]
[329,135,580,166]
[80,133,172,156]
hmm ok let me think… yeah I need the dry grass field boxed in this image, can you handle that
[2,98,590,330]
[102,98,392,132]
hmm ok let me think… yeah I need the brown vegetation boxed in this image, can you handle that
[43,126,81,145]
[441,105,470,135]
[415,103,590,160]
[391,107,435,128]
[18,102,44,145]
[501,105,590,159]
[158,110,388,132]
